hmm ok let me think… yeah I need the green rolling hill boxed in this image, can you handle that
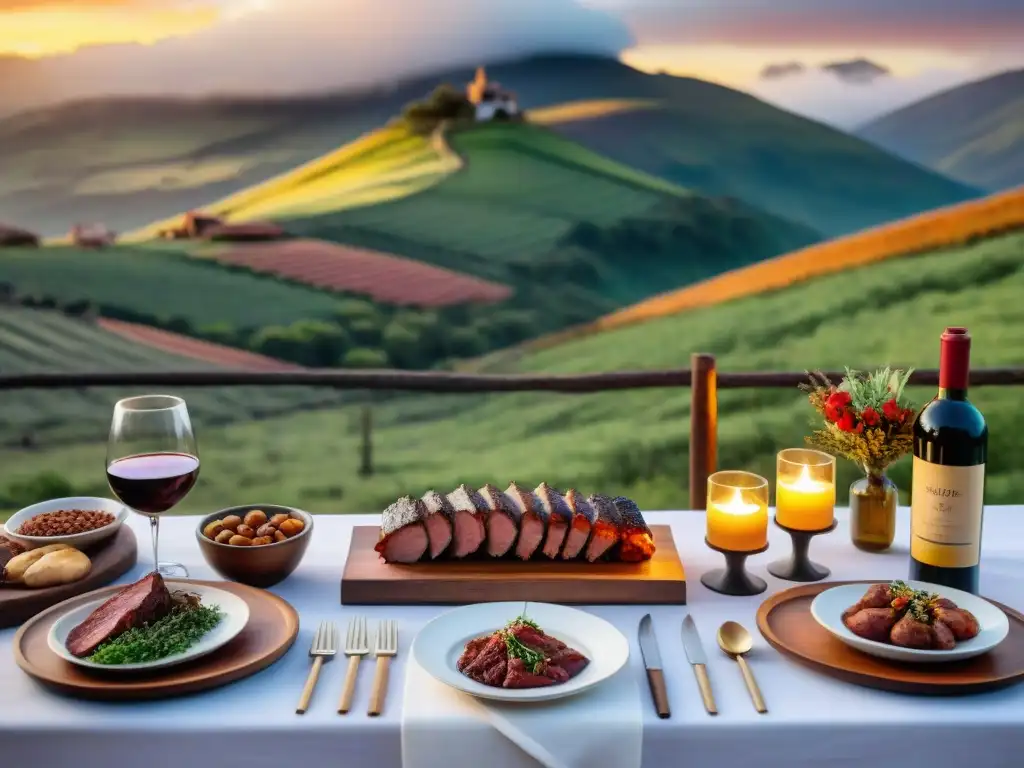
[276,121,821,306]
[4,229,1022,516]
[0,54,977,238]
[858,69,1024,192]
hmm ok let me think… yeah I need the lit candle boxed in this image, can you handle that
[776,464,835,531]
[707,486,769,552]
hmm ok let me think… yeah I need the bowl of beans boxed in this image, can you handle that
[3,497,128,551]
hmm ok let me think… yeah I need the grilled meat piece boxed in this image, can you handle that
[932,598,981,641]
[561,489,596,560]
[843,607,898,642]
[65,572,173,657]
[506,482,546,560]
[534,483,571,558]
[445,484,487,558]
[841,583,896,621]
[612,496,655,562]
[420,490,455,559]
[458,619,590,689]
[890,611,935,649]
[375,497,429,563]
[932,620,956,650]
[479,483,521,557]
[584,494,623,562]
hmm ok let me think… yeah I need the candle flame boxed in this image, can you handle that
[716,487,760,516]
[780,463,831,492]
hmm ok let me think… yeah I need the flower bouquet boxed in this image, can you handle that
[800,367,917,551]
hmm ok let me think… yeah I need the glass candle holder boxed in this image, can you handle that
[706,471,770,552]
[775,449,836,532]
[703,471,770,596]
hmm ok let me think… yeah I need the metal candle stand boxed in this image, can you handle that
[701,539,769,596]
[766,517,837,582]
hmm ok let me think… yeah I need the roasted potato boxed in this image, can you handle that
[214,529,234,544]
[278,518,304,537]
[273,530,287,543]
[4,544,72,583]
[256,523,277,538]
[250,536,273,546]
[235,524,256,539]
[228,535,252,546]
[22,548,91,588]
[269,513,290,528]
[203,520,226,540]
[243,510,268,528]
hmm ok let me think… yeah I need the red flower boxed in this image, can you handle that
[882,398,902,422]
[861,407,880,427]
[902,407,916,423]
[837,411,859,432]
[825,391,852,422]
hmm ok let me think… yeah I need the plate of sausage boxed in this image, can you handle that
[811,580,1009,663]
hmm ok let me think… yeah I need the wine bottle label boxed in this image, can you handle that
[910,457,985,568]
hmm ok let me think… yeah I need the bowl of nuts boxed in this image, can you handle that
[3,497,128,551]
[196,504,312,588]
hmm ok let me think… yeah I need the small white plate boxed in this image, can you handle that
[811,581,1009,663]
[48,581,250,672]
[412,601,629,702]
[4,497,128,551]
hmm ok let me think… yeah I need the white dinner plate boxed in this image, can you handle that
[412,601,629,703]
[811,581,1009,663]
[48,581,250,672]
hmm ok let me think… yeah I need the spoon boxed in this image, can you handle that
[717,621,767,714]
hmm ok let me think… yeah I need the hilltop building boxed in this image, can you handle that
[70,223,116,248]
[466,67,519,122]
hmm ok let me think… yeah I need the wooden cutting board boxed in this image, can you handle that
[341,524,686,605]
[0,526,137,629]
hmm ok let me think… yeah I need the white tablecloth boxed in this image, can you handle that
[2,508,1024,768]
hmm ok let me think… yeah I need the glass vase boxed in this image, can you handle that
[849,471,897,552]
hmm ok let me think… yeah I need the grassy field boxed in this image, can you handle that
[0,304,342,452]
[128,122,461,239]
[516,186,1024,350]
[280,122,819,303]
[0,244,352,328]
[3,230,1021,519]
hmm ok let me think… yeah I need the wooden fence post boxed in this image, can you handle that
[689,353,717,510]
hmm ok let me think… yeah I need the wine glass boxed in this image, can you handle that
[107,395,200,578]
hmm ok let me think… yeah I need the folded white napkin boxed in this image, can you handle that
[401,656,643,768]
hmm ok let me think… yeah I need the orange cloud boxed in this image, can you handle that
[0,2,221,57]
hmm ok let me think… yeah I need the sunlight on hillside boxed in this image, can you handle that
[518,185,1024,352]
[529,99,659,125]
[124,122,461,241]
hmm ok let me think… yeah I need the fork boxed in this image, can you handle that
[337,616,369,714]
[367,619,398,717]
[296,620,337,714]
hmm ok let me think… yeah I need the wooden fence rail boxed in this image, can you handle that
[3,355,1023,510]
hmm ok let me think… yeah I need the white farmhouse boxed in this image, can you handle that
[466,67,519,121]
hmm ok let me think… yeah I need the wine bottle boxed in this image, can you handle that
[909,327,987,594]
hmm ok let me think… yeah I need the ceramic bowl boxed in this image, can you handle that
[196,504,313,588]
[3,497,128,551]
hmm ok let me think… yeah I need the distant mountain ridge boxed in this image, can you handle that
[859,69,1024,191]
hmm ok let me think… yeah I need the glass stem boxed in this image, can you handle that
[150,514,160,570]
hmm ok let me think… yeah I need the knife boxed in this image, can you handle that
[638,614,670,719]
[681,614,718,715]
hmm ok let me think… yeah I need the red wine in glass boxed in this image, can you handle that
[107,395,198,578]
[107,453,200,515]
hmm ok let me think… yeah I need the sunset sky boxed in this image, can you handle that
[1,0,1021,125]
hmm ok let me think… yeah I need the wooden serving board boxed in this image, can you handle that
[341,524,686,605]
[757,581,1024,695]
[0,526,137,629]
[14,579,299,701]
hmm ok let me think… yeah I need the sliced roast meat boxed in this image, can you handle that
[479,483,521,557]
[506,482,546,560]
[585,494,623,562]
[65,572,173,657]
[613,496,655,562]
[534,483,571,558]
[420,490,455,559]
[375,497,429,563]
[446,484,487,558]
[561,489,596,560]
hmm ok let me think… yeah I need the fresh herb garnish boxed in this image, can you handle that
[87,600,223,665]
[500,608,545,673]
[889,580,938,624]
